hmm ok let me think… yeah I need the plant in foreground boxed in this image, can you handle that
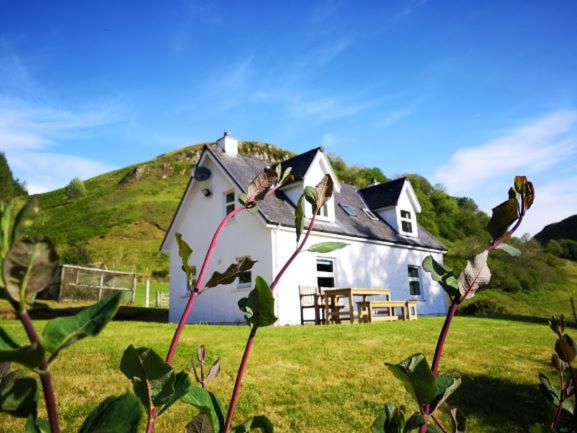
[531,315,577,432]
[0,163,346,433]
[371,176,534,433]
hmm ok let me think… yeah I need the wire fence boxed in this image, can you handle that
[57,264,136,303]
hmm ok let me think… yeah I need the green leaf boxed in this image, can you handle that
[120,345,176,412]
[538,373,574,413]
[25,416,51,433]
[238,277,277,328]
[181,386,226,433]
[486,198,519,241]
[495,243,521,257]
[429,374,461,412]
[0,327,20,350]
[0,344,44,370]
[232,415,274,433]
[12,199,39,245]
[3,237,59,303]
[404,413,426,433]
[371,403,409,433]
[529,424,557,433]
[385,353,438,407]
[175,233,194,280]
[422,256,459,297]
[295,195,305,243]
[457,251,491,300]
[555,334,577,363]
[157,371,191,415]
[246,168,278,202]
[0,371,38,418]
[186,413,214,433]
[0,201,15,258]
[79,392,143,433]
[308,242,348,253]
[514,176,527,194]
[303,186,317,210]
[205,257,257,288]
[450,408,466,433]
[313,175,334,211]
[279,167,293,186]
[43,293,121,362]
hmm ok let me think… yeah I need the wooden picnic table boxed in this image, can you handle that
[322,288,391,324]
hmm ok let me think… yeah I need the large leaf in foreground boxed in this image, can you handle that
[232,415,274,433]
[486,198,519,241]
[175,233,194,280]
[385,354,438,407]
[206,258,257,288]
[457,251,491,300]
[308,242,348,253]
[43,293,121,361]
[429,374,461,412]
[181,386,226,433]
[3,237,59,302]
[238,277,277,328]
[246,168,278,202]
[294,195,305,243]
[0,344,44,370]
[79,393,143,433]
[120,345,176,411]
[186,413,214,433]
[0,371,38,418]
[422,256,458,297]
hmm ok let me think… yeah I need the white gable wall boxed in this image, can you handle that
[165,156,273,324]
[271,226,447,325]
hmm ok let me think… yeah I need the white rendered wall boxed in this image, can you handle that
[166,156,273,324]
[271,227,448,325]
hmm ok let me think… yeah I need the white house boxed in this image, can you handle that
[160,132,448,325]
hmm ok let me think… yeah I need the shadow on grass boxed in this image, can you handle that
[450,373,548,430]
[27,302,168,323]
[459,312,577,329]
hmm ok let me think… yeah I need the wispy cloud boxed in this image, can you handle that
[395,0,428,18]
[375,106,415,128]
[0,97,121,193]
[434,110,577,193]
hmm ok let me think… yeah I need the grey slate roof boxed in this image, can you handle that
[359,177,406,209]
[206,144,446,251]
[278,147,321,180]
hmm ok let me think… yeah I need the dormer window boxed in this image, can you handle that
[400,210,413,234]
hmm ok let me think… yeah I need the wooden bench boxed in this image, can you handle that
[357,300,418,323]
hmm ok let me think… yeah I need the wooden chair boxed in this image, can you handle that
[299,285,325,325]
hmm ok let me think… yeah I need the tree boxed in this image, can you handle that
[0,152,27,202]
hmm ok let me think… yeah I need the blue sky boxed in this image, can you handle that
[1,0,576,234]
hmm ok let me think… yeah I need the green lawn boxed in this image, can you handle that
[0,316,560,433]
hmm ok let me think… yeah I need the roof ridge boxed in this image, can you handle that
[359,176,406,192]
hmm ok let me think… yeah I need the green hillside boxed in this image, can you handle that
[24,140,576,316]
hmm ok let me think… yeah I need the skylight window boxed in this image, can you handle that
[362,208,379,221]
[339,203,357,217]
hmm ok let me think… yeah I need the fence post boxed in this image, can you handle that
[98,273,104,300]
[132,274,137,304]
[571,297,577,323]
[156,291,160,308]
[145,279,150,308]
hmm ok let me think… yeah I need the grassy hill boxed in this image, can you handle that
[25,140,576,316]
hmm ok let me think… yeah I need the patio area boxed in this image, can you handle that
[298,286,418,325]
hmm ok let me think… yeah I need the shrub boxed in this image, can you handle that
[460,299,509,316]
[66,177,87,199]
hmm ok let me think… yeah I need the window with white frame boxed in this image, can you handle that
[408,265,422,297]
[224,191,235,216]
[237,256,252,288]
[316,258,335,288]
[400,210,414,234]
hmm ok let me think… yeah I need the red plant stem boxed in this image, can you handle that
[551,372,565,430]
[419,212,526,433]
[222,214,318,432]
[165,205,246,364]
[18,310,60,433]
[431,414,449,433]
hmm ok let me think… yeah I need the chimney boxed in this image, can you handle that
[369,177,379,186]
[216,131,238,156]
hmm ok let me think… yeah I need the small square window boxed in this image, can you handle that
[237,257,252,288]
[401,210,411,219]
[408,265,422,296]
[402,221,413,233]
[224,191,235,216]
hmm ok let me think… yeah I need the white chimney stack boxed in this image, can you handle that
[216,131,238,156]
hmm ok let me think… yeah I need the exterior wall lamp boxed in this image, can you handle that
[201,188,212,197]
